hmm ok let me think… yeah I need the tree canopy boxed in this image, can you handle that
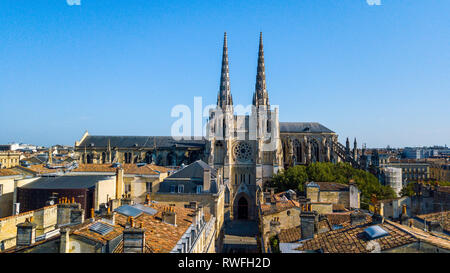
[266,162,397,208]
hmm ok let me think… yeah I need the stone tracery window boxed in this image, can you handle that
[233,142,252,162]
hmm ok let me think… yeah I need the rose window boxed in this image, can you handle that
[233,142,252,161]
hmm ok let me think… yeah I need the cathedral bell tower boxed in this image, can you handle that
[207,32,234,182]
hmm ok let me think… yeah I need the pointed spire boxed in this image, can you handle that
[217,32,232,109]
[253,32,269,107]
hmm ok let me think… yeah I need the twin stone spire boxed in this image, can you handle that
[217,32,269,110]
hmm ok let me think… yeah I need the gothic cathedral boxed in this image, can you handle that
[206,33,283,220]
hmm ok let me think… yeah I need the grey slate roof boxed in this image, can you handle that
[166,160,217,180]
[280,122,334,134]
[77,135,207,149]
[158,160,218,194]
[20,175,112,189]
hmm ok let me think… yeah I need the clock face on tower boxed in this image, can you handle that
[233,142,253,162]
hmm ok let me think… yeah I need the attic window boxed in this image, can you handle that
[303,127,310,132]
[90,143,94,147]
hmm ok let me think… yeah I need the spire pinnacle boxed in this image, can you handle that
[253,32,269,107]
[217,32,232,109]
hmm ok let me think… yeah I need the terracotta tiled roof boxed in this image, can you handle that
[332,204,346,212]
[296,218,418,253]
[72,164,172,175]
[22,164,60,174]
[324,213,353,226]
[73,203,210,253]
[261,201,299,215]
[416,211,450,231]
[279,227,302,243]
[0,168,21,177]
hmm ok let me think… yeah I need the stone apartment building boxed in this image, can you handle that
[258,189,302,252]
[305,181,360,214]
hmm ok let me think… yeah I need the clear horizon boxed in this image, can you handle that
[1,0,449,148]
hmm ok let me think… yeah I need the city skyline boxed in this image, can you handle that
[1,0,449,148]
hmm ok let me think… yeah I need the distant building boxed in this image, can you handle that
[380,162,430,182]
[380,167,403,196]
[0,151,21,169]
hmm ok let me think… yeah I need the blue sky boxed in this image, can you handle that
[0,0,449,148]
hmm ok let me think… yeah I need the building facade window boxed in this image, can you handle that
[170,185,176,193]
[196,185,203,194]
[178,185,184,193]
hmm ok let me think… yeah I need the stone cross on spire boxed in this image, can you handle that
[253,32,269,107]
[217,32,233,110]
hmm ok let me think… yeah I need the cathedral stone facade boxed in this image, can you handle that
[74,32,360,220]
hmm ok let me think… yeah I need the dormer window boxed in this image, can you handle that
[196,185,203,194]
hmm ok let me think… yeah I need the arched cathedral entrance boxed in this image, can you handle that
[237,197,248,220]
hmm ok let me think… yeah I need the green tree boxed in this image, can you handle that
[269,162,396,204]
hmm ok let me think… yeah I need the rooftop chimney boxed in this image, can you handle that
[162,206,177,226]
[123,218,145,253]
[300,211,318,240]
[70,208,85,225]
[400,204,409,225]
[372,207,384,224]
[203,168,211,192]
[115,167,124,199]
[59,227,70,253]
[350,211,366,226]
[16,217,37,247]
